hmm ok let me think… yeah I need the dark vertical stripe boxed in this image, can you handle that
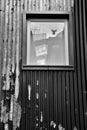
[79,0,87,129]
[0,0,1,102]
[75,1,85,129]
[66,72,71,130]
[38,71,41,129]
[28,71,31,130]
[42,71,44,128]
[45,71,48,129]
[20,71,23,130]
[53,71,57,130]
[82,0,87,82]
[73,72,80,130]
[57,71,62,123]
[35,71,37,130]
[47,71,49,130]
[0,1,87,130]
[61,71,67,129]
[69,71,75,129]
[26,71,28,130]
[49,71,53,129]
[82,0,87,129]
[22,71,26,130]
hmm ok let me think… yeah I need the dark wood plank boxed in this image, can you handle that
[22,71,27,130]
[69,71,75,129]
[19,71,23,130]
[42,71,45,129]
[57,71,62,124]
[83,0,87,82]
[47,71,49,130]
[53,71,58,130]
[27,71,30,130]
[40,71,43,129]
[73,3,80,130]
[79,0,87,129]
[61,71,67,129]
[65,72,71,130]
[73,72,80,130]
[32,71,36,130]
[49,71,53,130]
[34,71,37,130]
[80,1,87,129]
[75,1,85,129]
[37,71,40,130]
[44,71,48,129]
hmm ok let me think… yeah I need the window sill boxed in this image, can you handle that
[22,65,74,71]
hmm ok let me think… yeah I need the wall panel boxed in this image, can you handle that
[0,0,87,130]
[22,69,87,130]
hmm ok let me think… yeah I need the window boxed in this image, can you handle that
[22,12,74,69]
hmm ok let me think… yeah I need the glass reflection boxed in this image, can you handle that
[27,21,69,65]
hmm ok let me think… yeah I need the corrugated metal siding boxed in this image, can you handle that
[74,1,87,130]
[0,0,87,130]
[21,70,86,130]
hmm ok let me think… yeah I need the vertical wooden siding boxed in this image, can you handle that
[75,1,87,130]
[21,69,86,130]
[0,0,74,106]
[0,0,87,130]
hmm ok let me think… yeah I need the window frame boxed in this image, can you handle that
[22,11,74,70]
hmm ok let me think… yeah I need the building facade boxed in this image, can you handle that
[0,0,87,130]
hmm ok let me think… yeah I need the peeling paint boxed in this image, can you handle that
[50,121,56,128]
[36,123,39,127]
[4,123,9,130]
[73,126,77,130]
[36,80,39,86]
[36,116,39,121]
[58,124,65,130]
[45,93,47,99]
[28,85,31,100]
[36,105,39,108]
[85,112,87,116]
[36,92,39,99]
[40,112,43,122]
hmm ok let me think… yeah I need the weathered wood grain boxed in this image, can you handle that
[0,0,87,130]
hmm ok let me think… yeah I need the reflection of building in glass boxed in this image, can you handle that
[30,30,66,65]
[35,44,48,57]
[32,33,46,41]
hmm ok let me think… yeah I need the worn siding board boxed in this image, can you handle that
[53,71,58,129]
[74,1,86,130]
[49,71,53,125]
[21,67,86,130]
[69,72,75,129]
[21,69,87,130]
[61,71,66,128]
[74,72,80,130]
[22,71,27,130]
[0,0,87,130]
[79,0,87,129]
[0,0,5,107]
[57,71,62,124]
[0,11,1,100]
[66,72,71,130]
[84,0,87,81]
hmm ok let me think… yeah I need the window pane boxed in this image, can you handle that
[27,20,69,65]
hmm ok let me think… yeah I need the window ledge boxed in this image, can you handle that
[22,65,74,71]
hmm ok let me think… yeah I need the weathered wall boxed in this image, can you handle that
[0,0,87,130]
